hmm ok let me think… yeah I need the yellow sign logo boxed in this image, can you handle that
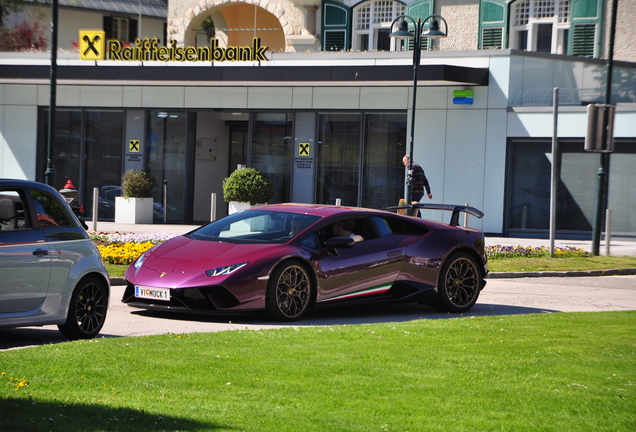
[79,31,105,60]
[298,143,310,157]
[129,139,140,153]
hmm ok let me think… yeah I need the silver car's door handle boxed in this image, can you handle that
[32,249,49,256]
[387,250,403,257]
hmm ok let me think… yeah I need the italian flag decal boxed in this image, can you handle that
[321,284,392,302]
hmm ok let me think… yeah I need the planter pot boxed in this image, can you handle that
[115,197,154,224]
[228,201,253,214]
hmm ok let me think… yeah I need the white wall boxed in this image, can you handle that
[0,84,38,180]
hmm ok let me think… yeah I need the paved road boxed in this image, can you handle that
[1,275,635,351]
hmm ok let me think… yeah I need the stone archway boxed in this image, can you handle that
[168,0,307,52]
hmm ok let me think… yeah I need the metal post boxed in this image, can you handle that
[463,203,470,228]
[210,193,217,221]
[406,19,422,206]
[605,209,612,256]
[162,180,168,224]
[549,88,559,258]
[45,0,59,186]
[92,187,99,232]
[592,0,618,256]
[335,198,341,206]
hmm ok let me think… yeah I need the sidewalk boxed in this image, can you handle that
[90,221,636,257]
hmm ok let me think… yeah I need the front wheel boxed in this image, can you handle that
[434,252,482,313]
[58,276,109,339]
[265,261,314,321]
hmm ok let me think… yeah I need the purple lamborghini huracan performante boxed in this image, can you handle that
[122,203,487,321]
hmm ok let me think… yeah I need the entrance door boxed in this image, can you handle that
[147,111,189,223]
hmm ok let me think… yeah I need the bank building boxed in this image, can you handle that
[0,0,634,238]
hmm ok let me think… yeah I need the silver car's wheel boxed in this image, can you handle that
[58,277,108,339]
[435,252,481,313]
[266,261,313,321]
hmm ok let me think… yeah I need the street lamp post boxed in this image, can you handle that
[390,15,447,204]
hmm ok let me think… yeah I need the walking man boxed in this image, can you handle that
[403,155,432,202]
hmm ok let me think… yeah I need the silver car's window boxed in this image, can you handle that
[30,190,72,228]
[0,191,30,231]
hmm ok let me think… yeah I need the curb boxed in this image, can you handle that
[110,268,636,285]
[110,277,126,286]
[486,268,636,279]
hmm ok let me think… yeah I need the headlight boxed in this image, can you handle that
[133,254,147,269]
[206,262,248,277]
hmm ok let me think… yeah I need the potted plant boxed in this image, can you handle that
[223,167,274,214]
[115,169,157,224]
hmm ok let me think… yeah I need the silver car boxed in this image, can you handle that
[0,179,110,339]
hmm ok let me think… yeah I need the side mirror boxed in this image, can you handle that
[325,236,355,256]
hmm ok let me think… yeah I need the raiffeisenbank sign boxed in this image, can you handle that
[79,30,268,62]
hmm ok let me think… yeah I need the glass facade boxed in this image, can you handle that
[251,113,294,204]
[147,111,189,223]
[361,113,406,209]
[39,108,125,220]
[506,138,636,237]
[316,112,407,208]
[316,113,362,206]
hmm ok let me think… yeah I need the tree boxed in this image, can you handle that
[0,0,29,28]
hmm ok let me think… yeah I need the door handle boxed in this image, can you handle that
[387,250,403,257]
[33,249,49,256]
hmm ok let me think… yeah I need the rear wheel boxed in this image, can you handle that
[266,261,313,321]
[58,276,108,339]
[434,252,481,313]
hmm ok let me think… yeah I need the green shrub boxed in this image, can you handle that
[121,169,156,198]
[223,167,274,206]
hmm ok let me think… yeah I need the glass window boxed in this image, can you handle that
[83,110,125,220]
[0,191,29,231]
[361,113,407,209]
[191,210,321,244]
[511,0,570,54]
[113,17,129,42]
[506,139,636,236]
[352,0,405,51]
[147,111,188,223]
[371,216,393,237]
[49,110,83,193]
[316,113,361,206]
[251,113,294,204]
[30,190,71,228]
[40,109,124,222]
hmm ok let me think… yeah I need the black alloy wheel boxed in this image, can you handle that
[58,277,108,339]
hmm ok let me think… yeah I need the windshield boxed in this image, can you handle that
[189,210,322,244]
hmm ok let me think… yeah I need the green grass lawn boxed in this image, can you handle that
[1,312,635,431]
[106,255,636,279]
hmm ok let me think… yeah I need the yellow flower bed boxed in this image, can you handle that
[98,241,155,265]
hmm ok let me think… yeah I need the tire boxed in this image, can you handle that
[265,261,314,321]
[58,276,108,339]
[434,252,482,313]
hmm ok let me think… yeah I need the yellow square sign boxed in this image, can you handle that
[79,30,106,61]
[298,142,310,157]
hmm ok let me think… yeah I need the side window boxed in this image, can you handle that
[300,232,320,249]
[370,216,394,237]
[0,191,30,231]
[30,190,71,228]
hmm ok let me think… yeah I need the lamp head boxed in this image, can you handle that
[390,20,414,38]
[421,19,447,38]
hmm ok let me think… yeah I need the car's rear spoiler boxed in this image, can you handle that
[383,203,484,227]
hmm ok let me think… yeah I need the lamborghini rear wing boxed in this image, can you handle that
[383,203,484,227]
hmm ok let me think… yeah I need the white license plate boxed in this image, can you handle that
[135,286,170,301]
